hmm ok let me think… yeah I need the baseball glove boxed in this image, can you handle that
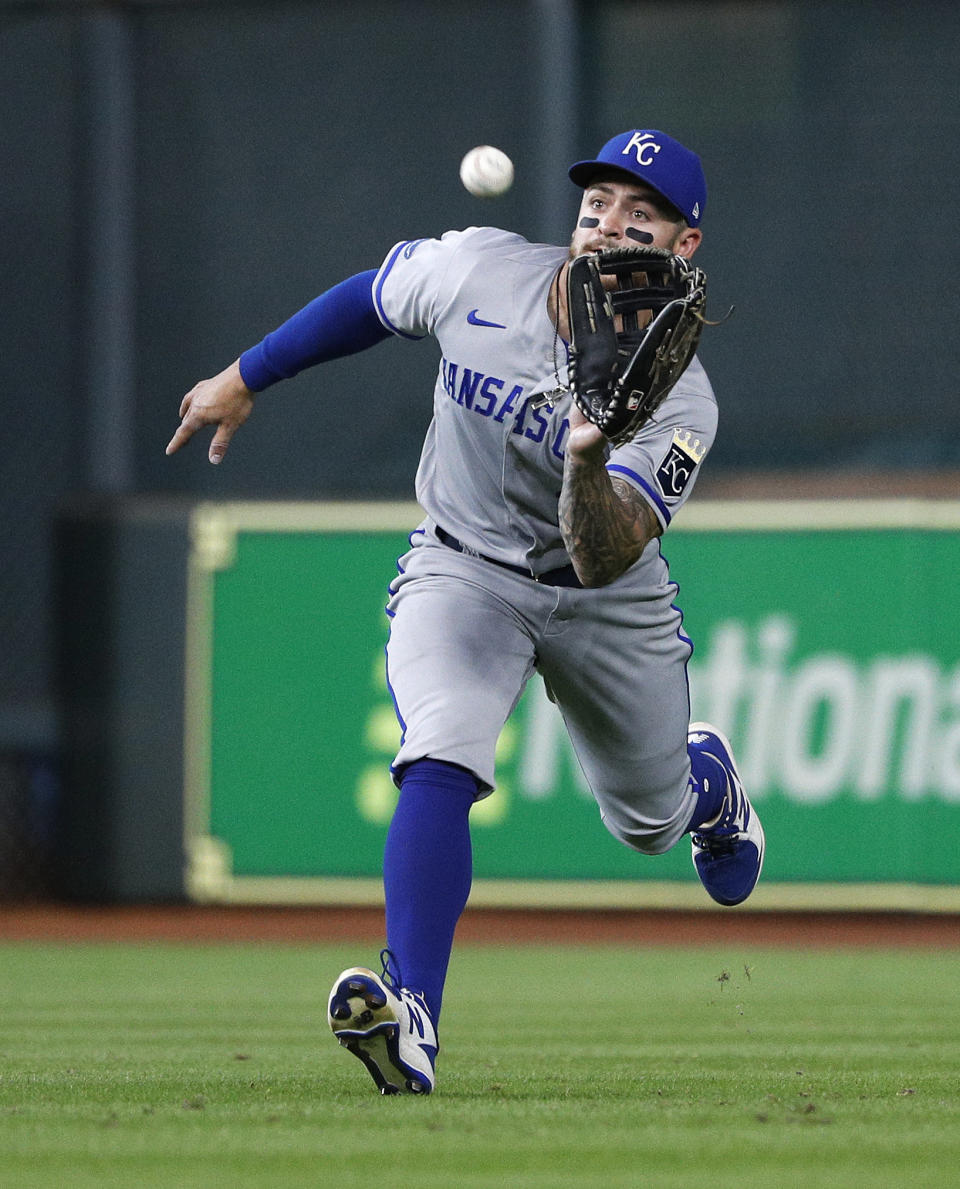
[566,246,708,445]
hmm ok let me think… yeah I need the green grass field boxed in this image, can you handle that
[0,939,957,1188]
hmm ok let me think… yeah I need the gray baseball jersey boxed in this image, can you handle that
[374,226,717,854]
[373,227,718,572]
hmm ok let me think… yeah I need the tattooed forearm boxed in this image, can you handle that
[559,457,661,587]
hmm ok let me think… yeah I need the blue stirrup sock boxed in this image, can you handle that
[383,758,478,1023]
[685,743,728,832]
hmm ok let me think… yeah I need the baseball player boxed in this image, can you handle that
[167,129,765,1097]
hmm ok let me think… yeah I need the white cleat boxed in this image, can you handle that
[327,966,438,1095]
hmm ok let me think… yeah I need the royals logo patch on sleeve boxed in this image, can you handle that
[656,429,707,499]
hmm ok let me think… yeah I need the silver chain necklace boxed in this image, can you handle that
[533,268,569,410]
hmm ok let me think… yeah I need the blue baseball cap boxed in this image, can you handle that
[568,129,706,226]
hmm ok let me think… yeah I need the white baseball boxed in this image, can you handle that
[459,145,514,198]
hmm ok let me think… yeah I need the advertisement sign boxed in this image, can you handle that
[183,501,960,908]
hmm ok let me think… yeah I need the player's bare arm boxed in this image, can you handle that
[165,359,255,465]
[559,406,661,587]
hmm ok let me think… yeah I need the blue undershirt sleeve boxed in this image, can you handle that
[238,269,391,392]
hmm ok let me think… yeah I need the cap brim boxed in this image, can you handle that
[568,159,612,187]
[567,159,682,218]
[568,158,669,191]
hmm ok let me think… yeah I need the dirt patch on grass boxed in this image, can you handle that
[0,903,957,947]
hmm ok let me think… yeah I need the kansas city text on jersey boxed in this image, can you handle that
[440,357,570,458]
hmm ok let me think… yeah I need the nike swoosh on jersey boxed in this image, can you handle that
[466,308,507,329]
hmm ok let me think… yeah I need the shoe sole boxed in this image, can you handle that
[328,969,432,1095]
[689,721,766,905]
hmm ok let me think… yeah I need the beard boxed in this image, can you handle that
[568,232,603,260]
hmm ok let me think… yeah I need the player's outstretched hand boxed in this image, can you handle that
[165,360,255,465]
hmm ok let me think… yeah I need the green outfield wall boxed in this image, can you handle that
[179,500,960,911]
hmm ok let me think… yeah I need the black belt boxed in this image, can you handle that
[435,526,582,589]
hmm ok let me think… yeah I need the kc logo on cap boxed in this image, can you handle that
[621,132,662,168]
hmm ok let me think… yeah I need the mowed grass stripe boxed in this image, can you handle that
[0,942,957,1188]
